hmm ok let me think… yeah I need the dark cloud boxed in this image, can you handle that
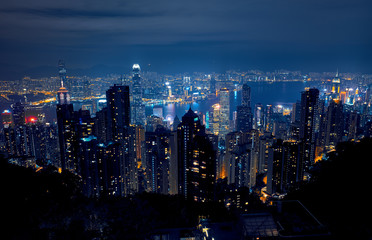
[0,0,371,77]
[0,7,164,19]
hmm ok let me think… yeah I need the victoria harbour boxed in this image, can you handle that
[2,0,372,239]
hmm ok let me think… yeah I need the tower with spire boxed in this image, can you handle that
[331,69,341,96]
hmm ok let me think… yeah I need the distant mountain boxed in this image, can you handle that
[0,64,125,80]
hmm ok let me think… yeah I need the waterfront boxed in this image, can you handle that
[147,81,317,121]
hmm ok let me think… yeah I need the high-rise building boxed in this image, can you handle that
[324,99,343,148]
[209,76,216,95]
[331,71,341,95]
[144,125,170,194]
[219,88,230,139]
[11,102,25,126]
[56,70,77,172]
[299,88,319,180]
[96,142,123,196]
[1,110,13,128]
[58,59,67,88]
[131,64,146,126]
[236,106,252,132]
[291,101,301,123]
[106,84,137,196]
[79,135,99,197]
[267,139,300,194]
[176,108,216,202]
[210,103,221,135]
[241,84,251,107]
[254,103,264,130]
[236,84,253,133]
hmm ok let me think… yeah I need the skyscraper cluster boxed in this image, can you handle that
[1,64,372,204]
[53,63,218,200]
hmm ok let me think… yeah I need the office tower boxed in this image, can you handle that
[291,101,301,123]
[1,110,13,128]
[131,64,146,125]
[210,76,216,95]
[95,107,108,143]
[299,88,319,179]
[97,142,123,196]
[325,100,343,148]
[346,111,360,141]
[172,115,181,131]
[258,132,274,173]
[219,88,230,139]
[11,102,25,126]
[169,130,178,195]
[236,84,253,133]
[58,59,67,86]
[106,85,130,142]
[177,108,216,202]
[210,103,221,135]
[27,121,47,161]
[267,139,300,194]
[254,103,264,130]
[56,79,77,172]
[241,84,251,107]
[236,106,253,132]
[264,104,274,133]
[106,85,137,196]
[224,131,250,188]
[331,71,341,95]
[144,125,170,194]
[79,135,99,197]
[135,125,145,163]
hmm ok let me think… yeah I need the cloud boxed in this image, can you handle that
[0,0,371,73]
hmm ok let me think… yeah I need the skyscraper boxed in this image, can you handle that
[241,84,251,107]
[254,103,264,130]
[299,88,319,179]
[177,108,216,201]
[144,125,170,194]
[219,88,230,139]
[131,64,146,126]
[56,62,77,172]
[236,84,253,132]
[106,85,137,195]
[325,99,343,148]
[236,106,252,132]
[331,71,341,95]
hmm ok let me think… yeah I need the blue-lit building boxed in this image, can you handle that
[177,108,216,202]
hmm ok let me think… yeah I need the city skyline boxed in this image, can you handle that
[2,1,372,238]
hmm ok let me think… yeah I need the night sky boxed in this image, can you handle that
[1,0,372,78]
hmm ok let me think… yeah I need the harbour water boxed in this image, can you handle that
[146,81,316,121]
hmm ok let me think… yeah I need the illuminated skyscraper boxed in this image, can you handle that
[11,102,25,126]
[331,70,341,95]
[106,85,137,195]
[325,99,343,148]
[56,61,77,172]
[144,125,170,194]
[236,84,253,132]
[177,108,216,201]
[299,88,319,179]
[254,103,264,130]
[58,59,67,88]
[131,64,146,125]
[210,103,221,135]
[219,88,230,139]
